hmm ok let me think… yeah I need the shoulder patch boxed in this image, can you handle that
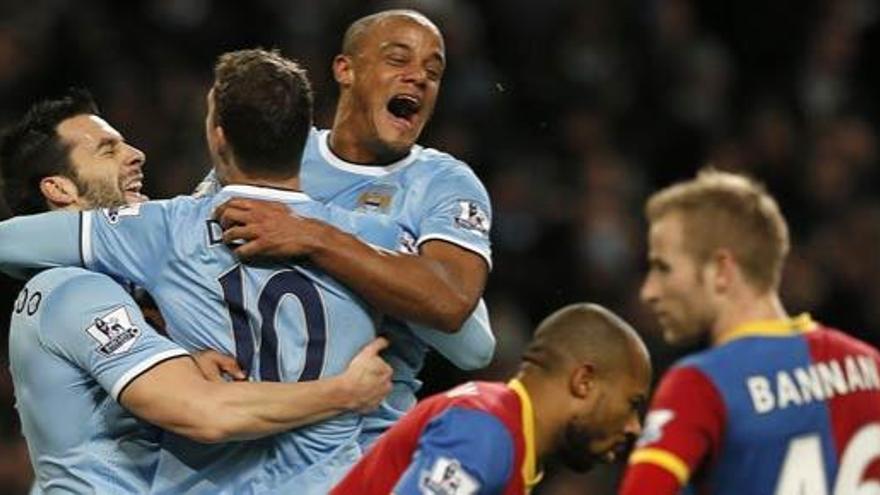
[420,456,481,495]
[454,200,490,236]
[102,203,143,224]
[637,409,675,447]
[86,306,141,356]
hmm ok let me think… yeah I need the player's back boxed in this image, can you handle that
[81,185,404,493]
[9,267,183,494]
[332,381,540,495]
[683,321,880,494]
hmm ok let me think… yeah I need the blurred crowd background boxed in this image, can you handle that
[1,0,878,493]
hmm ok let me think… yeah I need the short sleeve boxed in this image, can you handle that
[82,200,173,288]
[0,211,82,277]
[416,167,492,269]
[37,272,188,401]
[394,407,512,495]
[620,366,726,494]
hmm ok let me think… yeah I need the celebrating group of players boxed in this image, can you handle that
[0,8,878,495]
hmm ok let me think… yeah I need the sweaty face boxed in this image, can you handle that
[641,213,716,345]
[345,16,445,158]
[57,115,146,208]
[558,357,650,471]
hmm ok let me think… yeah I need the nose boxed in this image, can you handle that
[125,143,146,170]
[401,65,427,89]
[625,413,643,438]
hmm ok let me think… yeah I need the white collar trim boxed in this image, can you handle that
[221,185,312,203]
[317,129,419,176]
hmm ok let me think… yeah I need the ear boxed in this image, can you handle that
[210,124,230,161]
[39,176,79,209]
[333,54,354,86]
[570,363,597,400]
[709,248,737,293]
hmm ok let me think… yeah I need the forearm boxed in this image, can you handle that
[202,376,353,441]
[412,299,495,369]
[123,359,355,443]
[310,225,477,332]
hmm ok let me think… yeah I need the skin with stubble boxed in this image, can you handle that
[50,114,146,210]
[517,304,651,472]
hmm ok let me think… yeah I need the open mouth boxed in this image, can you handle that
[386,94,421,128]
[123,178,146,203]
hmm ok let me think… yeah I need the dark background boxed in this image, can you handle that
[1,0,878,492]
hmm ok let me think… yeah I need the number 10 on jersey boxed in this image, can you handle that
[218,265,327,382]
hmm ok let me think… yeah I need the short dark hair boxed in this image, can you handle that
[0,89,99,215]
[212,49,313,178]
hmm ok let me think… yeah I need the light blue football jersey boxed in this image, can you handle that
[301,128,495,444]
[9,267,189,494]
[82,185,408,493]
[0,185,407,493]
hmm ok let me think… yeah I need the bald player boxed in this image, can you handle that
[332,303,652,495]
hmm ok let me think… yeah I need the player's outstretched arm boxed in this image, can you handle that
[215,198,487,333]
[120,337,394,443]
[0,211,82,278]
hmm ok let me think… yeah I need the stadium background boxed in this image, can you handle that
[0,0,878,492]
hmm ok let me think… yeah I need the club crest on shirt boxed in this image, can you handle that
[356,185,397,214]
[637,409,675,447]
[420,457,480,495]
[103,203,143,224]
[86,306,141,356]
[454,200,489,237]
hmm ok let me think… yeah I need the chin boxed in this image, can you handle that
[664,328,703,347]
[561,454,598,473]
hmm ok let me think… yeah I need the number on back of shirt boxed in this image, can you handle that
[218,265,326,382]
[775,422,880,495]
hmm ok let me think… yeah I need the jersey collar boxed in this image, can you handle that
[220,185,312,203]
[717,313,816,345]
[508,379,544,490]
[317,129,420,176]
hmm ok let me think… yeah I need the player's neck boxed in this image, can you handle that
[329,112,409,165]
[514,370,561,464]
[222,167,301,192]
[711,292,788,346]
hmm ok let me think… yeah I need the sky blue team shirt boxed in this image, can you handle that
[302,128,495,443]
[192,128,497,446]
[9,267,189,494]
[0,185,407,493]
